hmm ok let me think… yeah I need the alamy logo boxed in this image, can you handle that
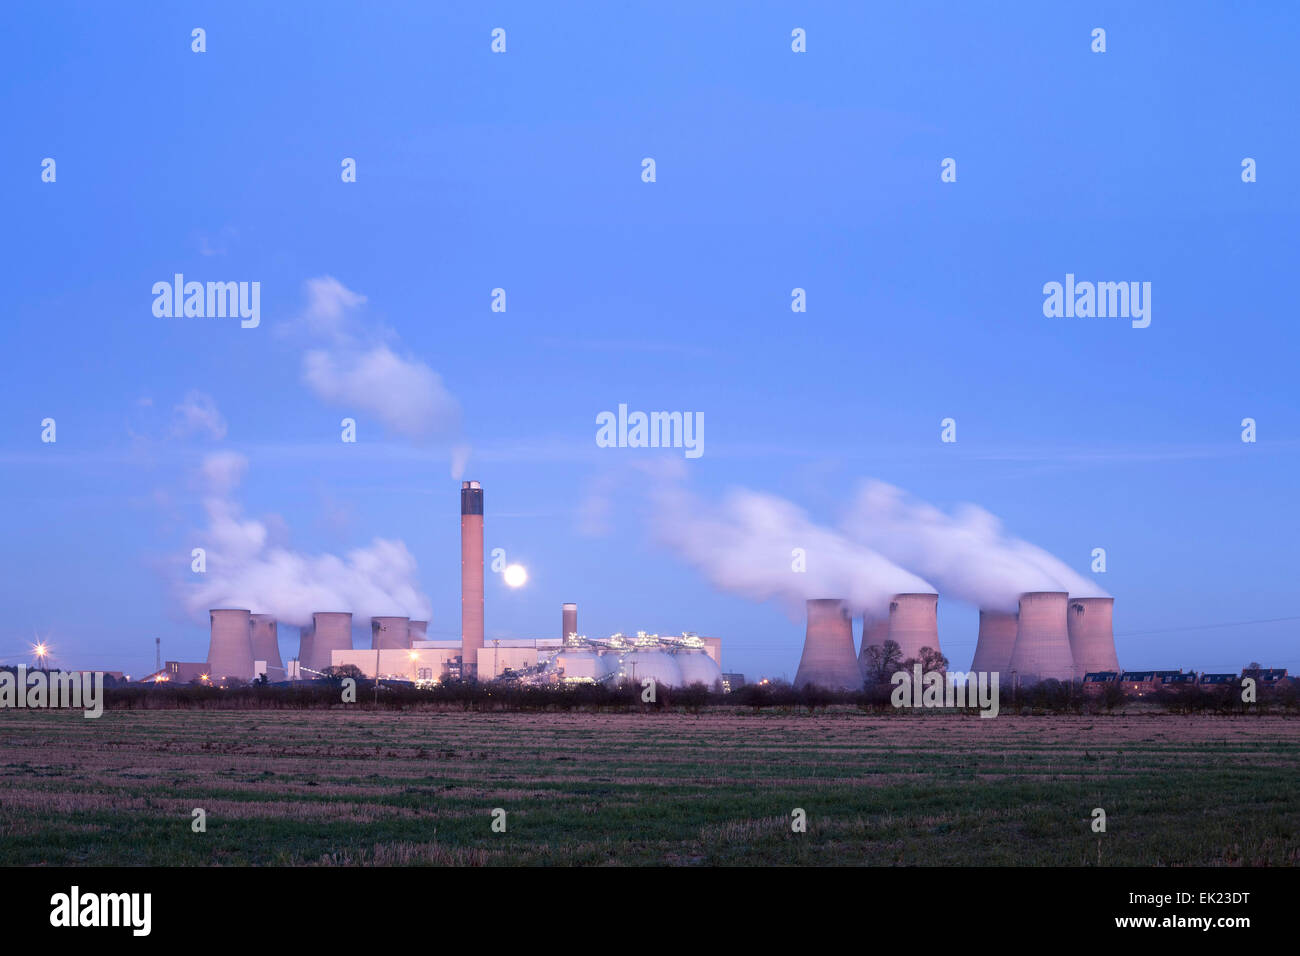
[50,886,150,936]
[596,403,704,459]
[0,666,103,718]
[152,274,260,328]
[1042,274,1150,328]
[890,665,1000,718]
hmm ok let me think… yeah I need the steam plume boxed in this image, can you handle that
[651,482,933,617]
[842,480,1107,611]
[183,452,432,626]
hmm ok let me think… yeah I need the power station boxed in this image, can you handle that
[187,480,1120,690]
[181,481,725,688]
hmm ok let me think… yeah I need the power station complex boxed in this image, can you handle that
[162,480,1121,692]
[796,591,1120,691]
[172,481,725,689]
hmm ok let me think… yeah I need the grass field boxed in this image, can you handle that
[0,709,1295,865]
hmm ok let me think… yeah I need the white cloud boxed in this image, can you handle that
[288,277,462,443]
[171,390,228,440]
[298,276,367,341]
[302,344,460,440]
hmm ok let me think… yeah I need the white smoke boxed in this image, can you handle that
[841,480,1108,611]
[651,482,934,618]
[289,276,463,443]
[302,344,459,440]
[183,452,432,626]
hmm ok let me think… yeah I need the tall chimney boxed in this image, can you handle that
[856,614,891,678]
[1007,591,1074,683]
[372,616,411,650]
[887,592,941,662]
[562,603,578,642]
[207,608,253,681]
[461,481,484,679]
[309,611,353,673]
[1067,597,1118,678]
[249,614,282,674]
[794,599,861,690]
[970,609,1017,678]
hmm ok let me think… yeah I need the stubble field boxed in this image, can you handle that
[0,709,1295,866]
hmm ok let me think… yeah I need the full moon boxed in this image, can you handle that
[503,564,528,588]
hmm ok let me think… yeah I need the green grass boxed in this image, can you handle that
[0,709,1295,865]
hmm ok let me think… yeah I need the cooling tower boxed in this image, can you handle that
[1007,591,1074,683]
[969,610,1017,678]
[309,611,353,673]
[461,481,484,679]
[207,608,253,682]
[1068,597,1119,678]
[371,615,411,650]
[408,620,428,643]
[857,615,891,677]
[249,613,282,673]
[794,599,861,691]
[297,623,314,673]
[562,603,577,641]
[887,593,941,662]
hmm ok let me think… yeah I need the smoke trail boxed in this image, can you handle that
[182,452,432,626]
[841,480,1108,611]
[651,482,934,617]
[287,277,467,470]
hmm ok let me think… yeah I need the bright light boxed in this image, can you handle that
[408,652,419,661]
[503,564,528,588]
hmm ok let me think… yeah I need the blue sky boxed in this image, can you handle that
[2,1,1297,678]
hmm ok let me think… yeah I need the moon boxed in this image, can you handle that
[503,564,528,588]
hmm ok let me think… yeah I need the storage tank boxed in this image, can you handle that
[794,599,860,690]
[1067,597,1119,677]
[249,613,282,674]
[887,592,941,662]
[1007,591,1074,683]
[207,608,253,682]
[969,609,1018,678]
[675,648,722,688]
[620,648,684,688]
[371,615,411,650]
[551,645,617,682]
